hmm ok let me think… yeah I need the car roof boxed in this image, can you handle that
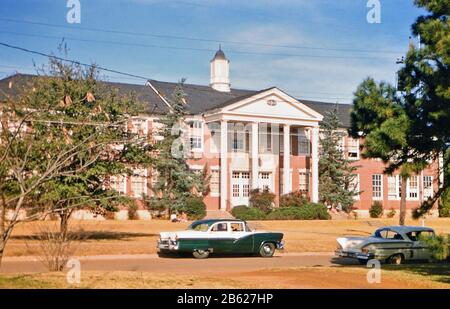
[191,219,244,225]
[377,226,434,234]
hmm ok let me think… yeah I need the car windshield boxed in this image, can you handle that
[187,222,209,232]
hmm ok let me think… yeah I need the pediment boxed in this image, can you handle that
[223,88,323,121]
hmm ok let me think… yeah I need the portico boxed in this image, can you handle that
[203,88,323,210]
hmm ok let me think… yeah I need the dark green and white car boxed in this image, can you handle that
[157,219,284,259]
[335,226,435,265]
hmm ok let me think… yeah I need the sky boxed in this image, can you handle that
[0,0,426,103]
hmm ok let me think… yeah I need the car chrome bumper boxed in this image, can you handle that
[157,239,179,251]
[335,250,374,260]
[276,241,285,250]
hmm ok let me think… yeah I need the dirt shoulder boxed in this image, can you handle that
[0,266,448,289]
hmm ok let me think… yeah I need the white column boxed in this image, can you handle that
[251,122,259,189]
[283,124,291,194]
[220,120,228,210]
[311,126,319,203]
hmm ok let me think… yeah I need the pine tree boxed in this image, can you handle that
[319,106,359,213]
[350,78,426,225]
[149,81,208,215]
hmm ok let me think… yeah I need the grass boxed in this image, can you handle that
[4,218,450,257]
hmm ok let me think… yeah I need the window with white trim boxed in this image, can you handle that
[350,174,360,200]
[347,137,359,160]
[388,175,398,199]
[207,123,220,153]
[110,175,126,195]
[190,136,202,150]
[407,176,419,199]
[297,128,310,155]
[189,121,202,129]
[131,118,147,136]
[423,176,433,200]
[372,174,383,199]
[210,169,220,196]
[131,169,147,198]
[299,170,310,193]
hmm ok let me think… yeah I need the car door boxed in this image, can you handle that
[229,222,254,253]
[208,222,234,253]
[408,231,433,260]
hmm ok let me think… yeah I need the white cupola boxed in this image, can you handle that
[210,46,230,92]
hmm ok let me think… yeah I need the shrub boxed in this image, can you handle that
[249,188,275,213]
[181,197,206,220]
[439,188,450,217]
[128,204,138,220]
[419,234,449,261]
[231,205,267,220]
[266,203,331,220]
[369,201,383,218]
[387,208,396,218]
[279,191,308,208]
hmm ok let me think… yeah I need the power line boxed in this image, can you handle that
[0,30,391,60]
[0,17,403,55]
[0,41,151,82]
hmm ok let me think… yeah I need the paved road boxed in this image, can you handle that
[0,253,358,274]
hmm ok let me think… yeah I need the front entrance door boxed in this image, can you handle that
[231,171,250,206]
[259,172,273,192]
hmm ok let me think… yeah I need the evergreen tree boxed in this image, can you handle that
[149,81,208,215]
[396,0,450,216]
[350,78,426,225]
[319,106,359,213]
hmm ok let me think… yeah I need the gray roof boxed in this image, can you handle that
[212,48,227,61]
[0,73,353,126]
[378,226,435,234]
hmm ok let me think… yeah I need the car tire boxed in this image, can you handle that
[193,250,210,259]
[259,242,276,257]
[388,254,403,265]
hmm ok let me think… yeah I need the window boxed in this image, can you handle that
[131,118,147,136]
[150,169,159,197]
[232,184,240,197]
[211,223,228,232]
[408,176,419,199]
[210,169,220,196]
[350,174,360,200]
[230,223,244,232]
[298,128,310,155]
[190,136,202,150]
[131,169,147,198]
[372,174,383,199]
[208,123,220,153]
[232,131,244,152]
[299,170,310,193]
[388,176,398,199]
[243,184,250,197]
[423,176,433,200]
[259,124,272,152]
[347,137,359,159]
[189,121,202,129]
[110,175,126,194]
[375,229,404,240]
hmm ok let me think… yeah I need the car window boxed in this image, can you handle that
[230,223,244,232]
[374,229,403,240]
[188,223,209,232]
[408,231,435,241]
[211,223,228,232]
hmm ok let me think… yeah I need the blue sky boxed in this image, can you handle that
[0,0,425,103]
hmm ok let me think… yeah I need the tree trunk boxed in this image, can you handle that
[0,238,5,267]
[399,176,408,226]
[59,210,72,242]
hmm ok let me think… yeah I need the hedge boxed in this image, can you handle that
[266,203,330,220]
[231,205,267,220]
